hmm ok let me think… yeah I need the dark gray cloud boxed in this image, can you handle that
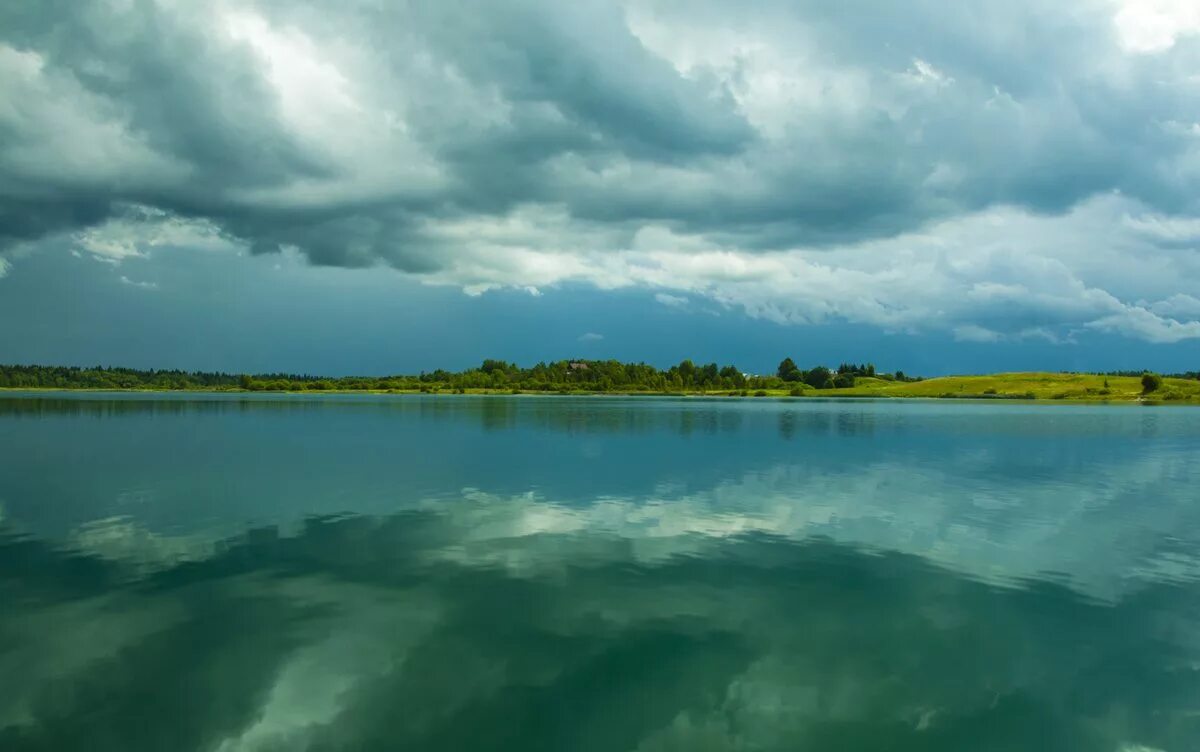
[2,0,1197,255]
[1,0,1199,343]
[414,0,756,157]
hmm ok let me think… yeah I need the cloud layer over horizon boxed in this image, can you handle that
[2,0,1200,348]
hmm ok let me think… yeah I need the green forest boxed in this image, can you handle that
[0,360,912,394]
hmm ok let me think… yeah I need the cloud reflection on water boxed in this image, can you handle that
[2,395,1198,750]
[3,508,1199,751]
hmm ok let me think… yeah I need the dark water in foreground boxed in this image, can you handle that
[2,394,1199,751]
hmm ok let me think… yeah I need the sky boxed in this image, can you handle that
[1,0,1199,376]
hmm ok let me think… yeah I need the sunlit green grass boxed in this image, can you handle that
[831,373,1200,403]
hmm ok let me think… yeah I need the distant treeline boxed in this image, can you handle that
[1,360,915,393]
[774,359,919,389]
[1,361,1194,394]
[1100,370,1200,380]
[0,365,310,391]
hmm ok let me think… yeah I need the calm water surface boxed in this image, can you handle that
[2,393,1199,751]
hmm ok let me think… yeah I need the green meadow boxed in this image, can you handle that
[828,372,1200,403]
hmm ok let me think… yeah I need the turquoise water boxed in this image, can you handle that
[2,393,1199,751]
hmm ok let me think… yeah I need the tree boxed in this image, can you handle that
[677,359,696,377]
[719,365,746,388]
[480,359,511,374]
[777,357,801,382]
[1142,372,1163,394]
[0,358,923,396]
[804,365,833,389]
[833,373,855,388]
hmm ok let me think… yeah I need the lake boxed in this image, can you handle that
[2,393,1199,751]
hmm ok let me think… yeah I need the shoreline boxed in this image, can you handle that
[5,366,1198,404]
[2,385,1196,405]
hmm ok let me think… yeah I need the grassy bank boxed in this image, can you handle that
[6,362,1198,403]
[687,372,1198,403]
[3,372,1198,403]
[832,372,1200,403]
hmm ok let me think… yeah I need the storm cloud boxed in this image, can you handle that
[2,0,1200,342]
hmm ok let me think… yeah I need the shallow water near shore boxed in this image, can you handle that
[2,393,1199,751]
